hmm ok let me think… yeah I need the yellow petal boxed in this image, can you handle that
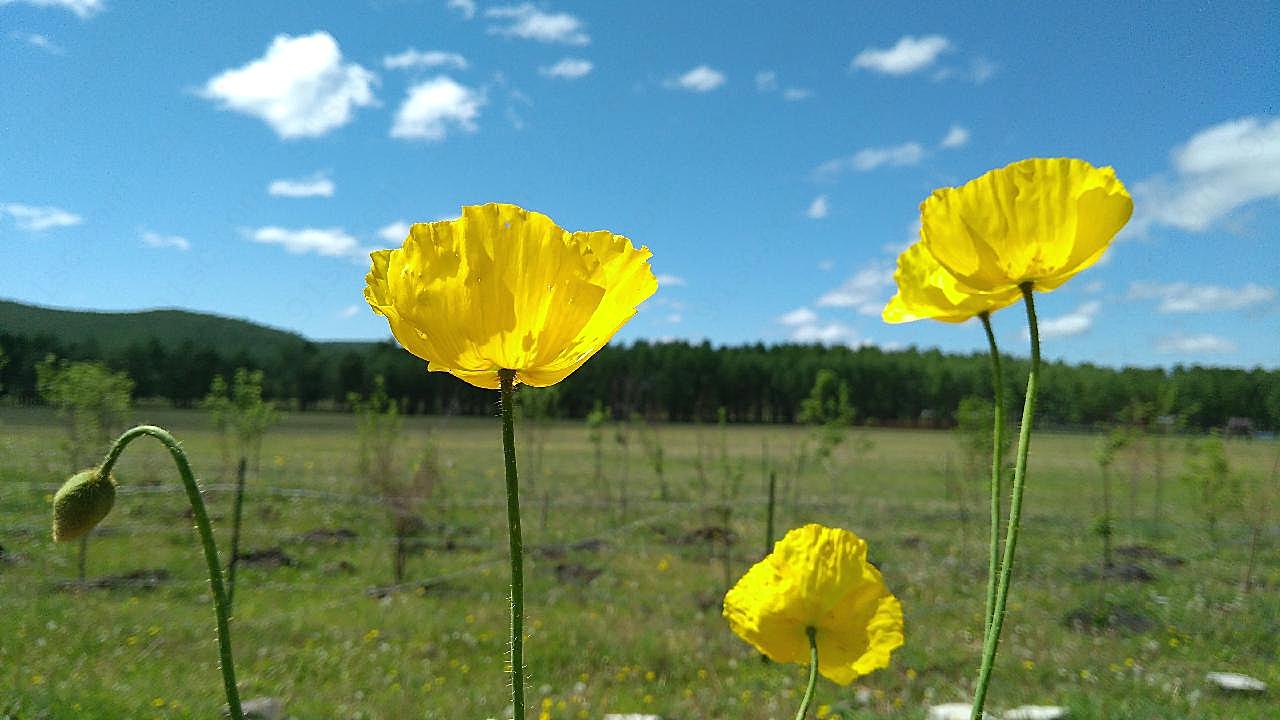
[723,524,904,685]
[921,158,1133,294]
[363,203,656,389]
[882,243,1022,324]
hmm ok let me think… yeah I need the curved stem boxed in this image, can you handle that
[979,312,1006,637]
[794,626,819,720]
[99,425,243,720]
[499,370,526,720]
[970,286,1039,720]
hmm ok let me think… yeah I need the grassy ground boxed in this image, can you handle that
[1,405,1277,719]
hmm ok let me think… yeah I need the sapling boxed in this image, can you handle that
[1179,432,1239,547]
[798,369,857,495]
[36,356,134,582]
[1094,428,1130,571]
[514,385,559,494]
[203,368,278,608]
[585,401,608,511]
[636,414,668,501]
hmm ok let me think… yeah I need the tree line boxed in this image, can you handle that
[2,330,1278,431]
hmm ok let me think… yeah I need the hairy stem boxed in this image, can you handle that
[970,285,1039,720]
[499,370,526,719]
[979,312,1005,638]
[100,425,243,720]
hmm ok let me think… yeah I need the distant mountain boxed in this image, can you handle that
[0,299,353,362]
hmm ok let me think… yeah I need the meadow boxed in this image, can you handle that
[2,406,1277,720]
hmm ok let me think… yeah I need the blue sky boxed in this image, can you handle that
[1,0,1278,368]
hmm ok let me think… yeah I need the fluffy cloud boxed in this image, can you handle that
[377,221,411,243]
[666,65,726,93]
[805,195,829,219]
[939,125,969,149]
[486,4,590,45]
[755,71,777,92]
[656,274,687,287]
[268,173,335,198]
[391,76,484,141]
[779,307,818,326]
[0,0,102,18]
[1,202,82,230]
[249,226,359,257]
[791,321,861,346]
[539,57,593,79]
[140,230,191,251]
[200,32,376,139]
[10,32,63,53]
[1156,333,1237,355]
[852,35,950,76]
[782,88,812,101]
[1131,116,1280,234]
[1128,281,1277,313]
[383,49,468,71]
[816,264,895,315]
[447,0,476,20]
[815,142,925,179]
[1033,301,1100,339]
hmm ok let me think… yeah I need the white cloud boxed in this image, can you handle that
[377,221,411,243]
[779,307,818,326]
[1032,301,1100,339]
[338,304,361,319]
[447,0,476,20]
[755,71,777,92]
[932,57,998,85]
[383,49,468,71]
[391,75,484,141]
[140,230,191,251]
[940,125,969,149]
[540,57,593,79]
[852,35,950,76]
[665,313,683,324]
[0,202,82,230]
[816,264,895,315]
[10,31,63,53]
[200,32,376,139]
[805,194,829,219]
[267,173,335,198]
[782,88,812,101]
[817,259,835,271]
[656,273,687,287]
[1156,333,1237,355]
[486,3,590,45]
[815,142,925,179]
[1131,116,1280,234]
[249,226,359,257]
[1127,281,1277,313]
[667,65,725,93]
[791,321,860,346]
[0,0,102,18]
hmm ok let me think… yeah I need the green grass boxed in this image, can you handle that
[2,406,1277,719]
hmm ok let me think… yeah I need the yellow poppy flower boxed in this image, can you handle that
[364,203,658,389]
[882,242,1022,324]
[921,157,1133,294]
[723,524,904,685]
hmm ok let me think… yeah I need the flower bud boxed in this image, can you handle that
[51,468,116,542]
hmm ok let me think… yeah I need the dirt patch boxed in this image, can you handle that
[1078,562,1157,583]
[554,562,602,585]
[899,535,923,549]
[535,537,609,559]
[58,568,172,591]
[1063,603,1155,634]
[1116,544,1186,567]
[677,525,737,546]
[295,527,358,543]
[236,547,295,567]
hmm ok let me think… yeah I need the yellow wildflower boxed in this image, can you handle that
[920,157,1132,295]
[722,524,904,685]
[883,242,1021,323]
[364,203,658,389]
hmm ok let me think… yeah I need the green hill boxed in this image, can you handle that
[0,298,333,363]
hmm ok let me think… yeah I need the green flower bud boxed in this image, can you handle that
[51,468,116,542]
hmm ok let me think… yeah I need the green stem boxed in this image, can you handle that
[794,626,819,720]
[970,285,1039,720]
[499,370,526,720]
[979,312,1005,638]
[226,456,248,611]
[99,425,243,720]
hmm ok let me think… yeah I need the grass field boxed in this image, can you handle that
[2,406,1277,719]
